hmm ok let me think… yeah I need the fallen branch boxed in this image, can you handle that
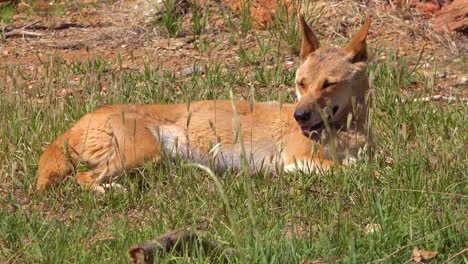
[128,229,235,264]
[53,22,89,30]
[3,20,43,38]
[3,22,90,32]
[4,30,43,38]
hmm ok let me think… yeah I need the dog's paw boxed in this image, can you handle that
[92,185,106,195]
[102,183,127,193]
[284,161,319,174]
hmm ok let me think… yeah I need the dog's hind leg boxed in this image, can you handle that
[76,117,162,194]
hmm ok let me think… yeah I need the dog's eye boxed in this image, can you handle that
[322,80,336,89]
[296,80,305,88]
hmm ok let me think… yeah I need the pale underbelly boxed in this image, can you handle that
[152,125,282,172]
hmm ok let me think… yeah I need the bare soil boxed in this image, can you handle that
[1,0,466,99]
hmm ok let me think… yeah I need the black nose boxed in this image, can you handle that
[294,110,311,122]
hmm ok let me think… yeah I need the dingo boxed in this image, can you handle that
[36,16,371,193]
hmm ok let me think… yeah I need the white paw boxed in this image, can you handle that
[284,161,318,174]
[92,185,106,195]
[102,183,127,192]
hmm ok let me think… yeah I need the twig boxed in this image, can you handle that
[400,95,468,103]
[4,30,43,38]
[6,20,41,32]
[372,220,465,263]
[443,248,468,264]
[3,20,43,38]
[53,22,89,30]
[128,229,235,264]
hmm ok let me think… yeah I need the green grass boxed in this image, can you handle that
[190,2,208,36]
[0,7,467,264]
[154,0,184,37]
[0,2,16,24]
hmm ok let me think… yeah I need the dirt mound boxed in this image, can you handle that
[432,0,468,34]
[223,0,467,35]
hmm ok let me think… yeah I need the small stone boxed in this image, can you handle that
[436,72,447,79]
[459,76,467,85]
[181,66,204,76]
[284,60,295,69]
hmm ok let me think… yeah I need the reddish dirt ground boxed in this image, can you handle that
[1,0,467,97]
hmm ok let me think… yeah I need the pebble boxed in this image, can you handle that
[284,60,295,69]
[181,66,204,76]
[436,72,447,79]
[459,76,467,85]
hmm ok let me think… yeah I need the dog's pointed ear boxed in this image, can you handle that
[344,17,371,63]
[300,14,320,63]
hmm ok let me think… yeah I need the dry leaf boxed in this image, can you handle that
[373,170,381,178]
[412,247,438,263]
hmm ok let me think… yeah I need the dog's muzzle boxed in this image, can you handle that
[295,106,339,136]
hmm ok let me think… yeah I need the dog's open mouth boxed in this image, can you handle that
[300,106,339,135]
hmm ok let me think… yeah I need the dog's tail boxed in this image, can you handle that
[36,133,73,191]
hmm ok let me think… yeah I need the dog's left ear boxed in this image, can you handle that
[299,14,320,64]
[344,18,371,63]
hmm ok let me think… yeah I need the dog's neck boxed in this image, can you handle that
[334,69,370,133]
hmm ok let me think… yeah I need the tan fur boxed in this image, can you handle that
[36,17,372,193]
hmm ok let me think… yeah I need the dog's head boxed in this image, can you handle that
[294,15,371,136]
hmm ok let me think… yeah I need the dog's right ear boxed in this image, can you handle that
[344,17,371,63]
[299,14,320,64]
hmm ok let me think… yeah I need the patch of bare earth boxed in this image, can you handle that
[2,1,467,93]
[1,0,233,72]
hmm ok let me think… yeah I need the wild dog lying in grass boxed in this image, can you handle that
[36,16,371,193]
